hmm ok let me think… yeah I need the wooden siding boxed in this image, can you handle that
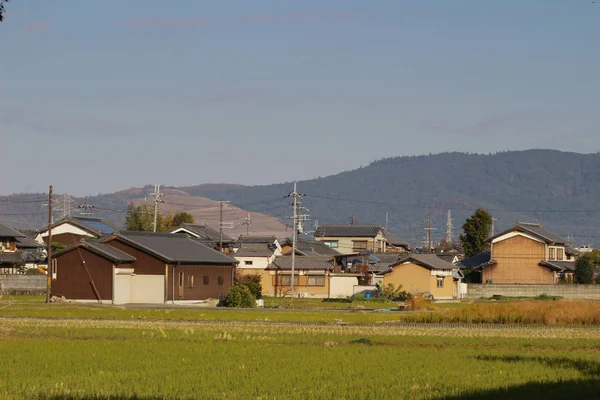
[486,235,554,284]
[383,262,455,299]
[167,265,234,301]
[51,247,113,301]
[104,238,166,275]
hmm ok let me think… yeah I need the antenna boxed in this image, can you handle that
[446,210,453,243]
[78,196,95,216]
[151,184,165,232]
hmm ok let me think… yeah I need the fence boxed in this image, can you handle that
[0,275,46,295]
[466,284,600,300]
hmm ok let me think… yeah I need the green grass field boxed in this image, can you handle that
[0,317,599,400]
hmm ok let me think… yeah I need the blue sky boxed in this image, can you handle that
[1,0,599,196]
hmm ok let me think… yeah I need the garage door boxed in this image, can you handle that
[130,275,164,304]
[114,268,134,305]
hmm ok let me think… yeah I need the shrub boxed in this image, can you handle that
[235,273,262,299]
[379,283,412,301]
[24,268,41,275]
[221,285,256,308]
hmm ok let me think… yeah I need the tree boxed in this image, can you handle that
[459,208,493,258]
[125,202,163,232]
[162,212,195,231]
[220,285,256,308]
[235,272,263,299]
[0,0,9,22]
[575,252,598,284]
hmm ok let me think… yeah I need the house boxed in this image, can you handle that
[100,231,238,303]
[15,235,46,271]
[481,222,578,284]
[51,240,136,302]
[266,255,361,298]
[0,223,27,272]
[314,225,388,254]
[169,223,235,253]
[383,231,412,253]
[381,254,461,300]
[36,216,118,246]
[232,241,282,287]
[436,253,460,264]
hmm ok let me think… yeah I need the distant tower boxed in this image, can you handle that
[446,210,453,243]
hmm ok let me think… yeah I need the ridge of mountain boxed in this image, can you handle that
[2,150,600,246]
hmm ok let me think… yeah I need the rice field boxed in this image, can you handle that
[0,317,600,400]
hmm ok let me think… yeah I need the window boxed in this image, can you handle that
[437,277,444,288]
[549,248,556,260]
[218,276,223,285]
[179,272,184,286]
[307,276,325,286]
[556,248,564,261]
[323,241,339,248]
[203,276,209,285]
[244,260,253,266]
[352,240,368,252]
[278,275,299,286]
[188,275,194,288]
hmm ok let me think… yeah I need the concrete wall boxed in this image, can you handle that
[467,284,600,300]
[0,275,46,294]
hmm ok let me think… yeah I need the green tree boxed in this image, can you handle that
[235,273,263,299]
[221,285,256,308]
[459,208,493,257]
[125,202,163,232]
[0,0,9,22]
[575,253,597,284]
[162,212,195,231]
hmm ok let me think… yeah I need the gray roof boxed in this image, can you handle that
[15,237,43,249]
[539,260,577,272]
[314,225,382,238]
[55,240,136,263]
[383,230,410,248]
[170,223,234,243]
[109,231,237,265]
[270,256,334,271]
[234,244,275,258]
[0,252,20,265]
[368,253,403,273]
[436,254,457,263]
[237,235,278,245]
[388,253,457,271]
[0,223,26,238]
[489,222,569,245]
[282,238,340,256]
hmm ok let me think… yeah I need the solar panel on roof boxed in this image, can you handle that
[85,221,116,234]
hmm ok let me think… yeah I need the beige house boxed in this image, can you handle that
[314,225,392,254]
[481,222,578,284]
[382,254,461,300]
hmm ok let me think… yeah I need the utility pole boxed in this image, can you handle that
[351,215,355,225]
[385,212,389,231]
[46,185,53,304]
[286,182,309,304]
[241,212,251,236]
[218,200,230,252]
[491,217,499,236]
[151,184,165,232]
[424,215,438,253]
[446,210,453,243]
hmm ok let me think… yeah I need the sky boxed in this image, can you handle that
[0,0,599,196]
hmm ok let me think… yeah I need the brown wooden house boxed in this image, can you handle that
[102,231,238,303]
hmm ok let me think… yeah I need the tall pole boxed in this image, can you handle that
[46,185,53,304]
[385,212,389,231]
[219,201,224,251]
[152,184,164,232]
[291,182,298,303]
[246,213,250,236]
[428,215,432,252]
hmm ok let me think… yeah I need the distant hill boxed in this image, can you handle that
[3,150,600,246]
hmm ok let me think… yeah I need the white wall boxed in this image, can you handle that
[37,223,95,243]
[329,275,359,298]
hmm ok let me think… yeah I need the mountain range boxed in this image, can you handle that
[2,150,600,247]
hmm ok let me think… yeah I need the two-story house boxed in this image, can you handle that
[313,225,385,254]
[481,222,578,284]
[0,223,27,271]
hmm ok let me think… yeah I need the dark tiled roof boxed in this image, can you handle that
[566,247,580,256]
[389,253,457,271]
[458,251,491,269]
[237,235,278,245]
[0,223,26,238]
[234,244,274,257]
[314,225,382,238]
[270,256,334,271]
[383,230,410,248]
[489,222,569,245]
[539,260,577,272]
[15,237,43,249]
[284,238,340,256]
[72,217,118,235]
[170,223,234,243]
[436,254,457,263]
[109,231,237,265]
[53,240,136,263]
[0,252,20,265]
[368,253,402,274]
